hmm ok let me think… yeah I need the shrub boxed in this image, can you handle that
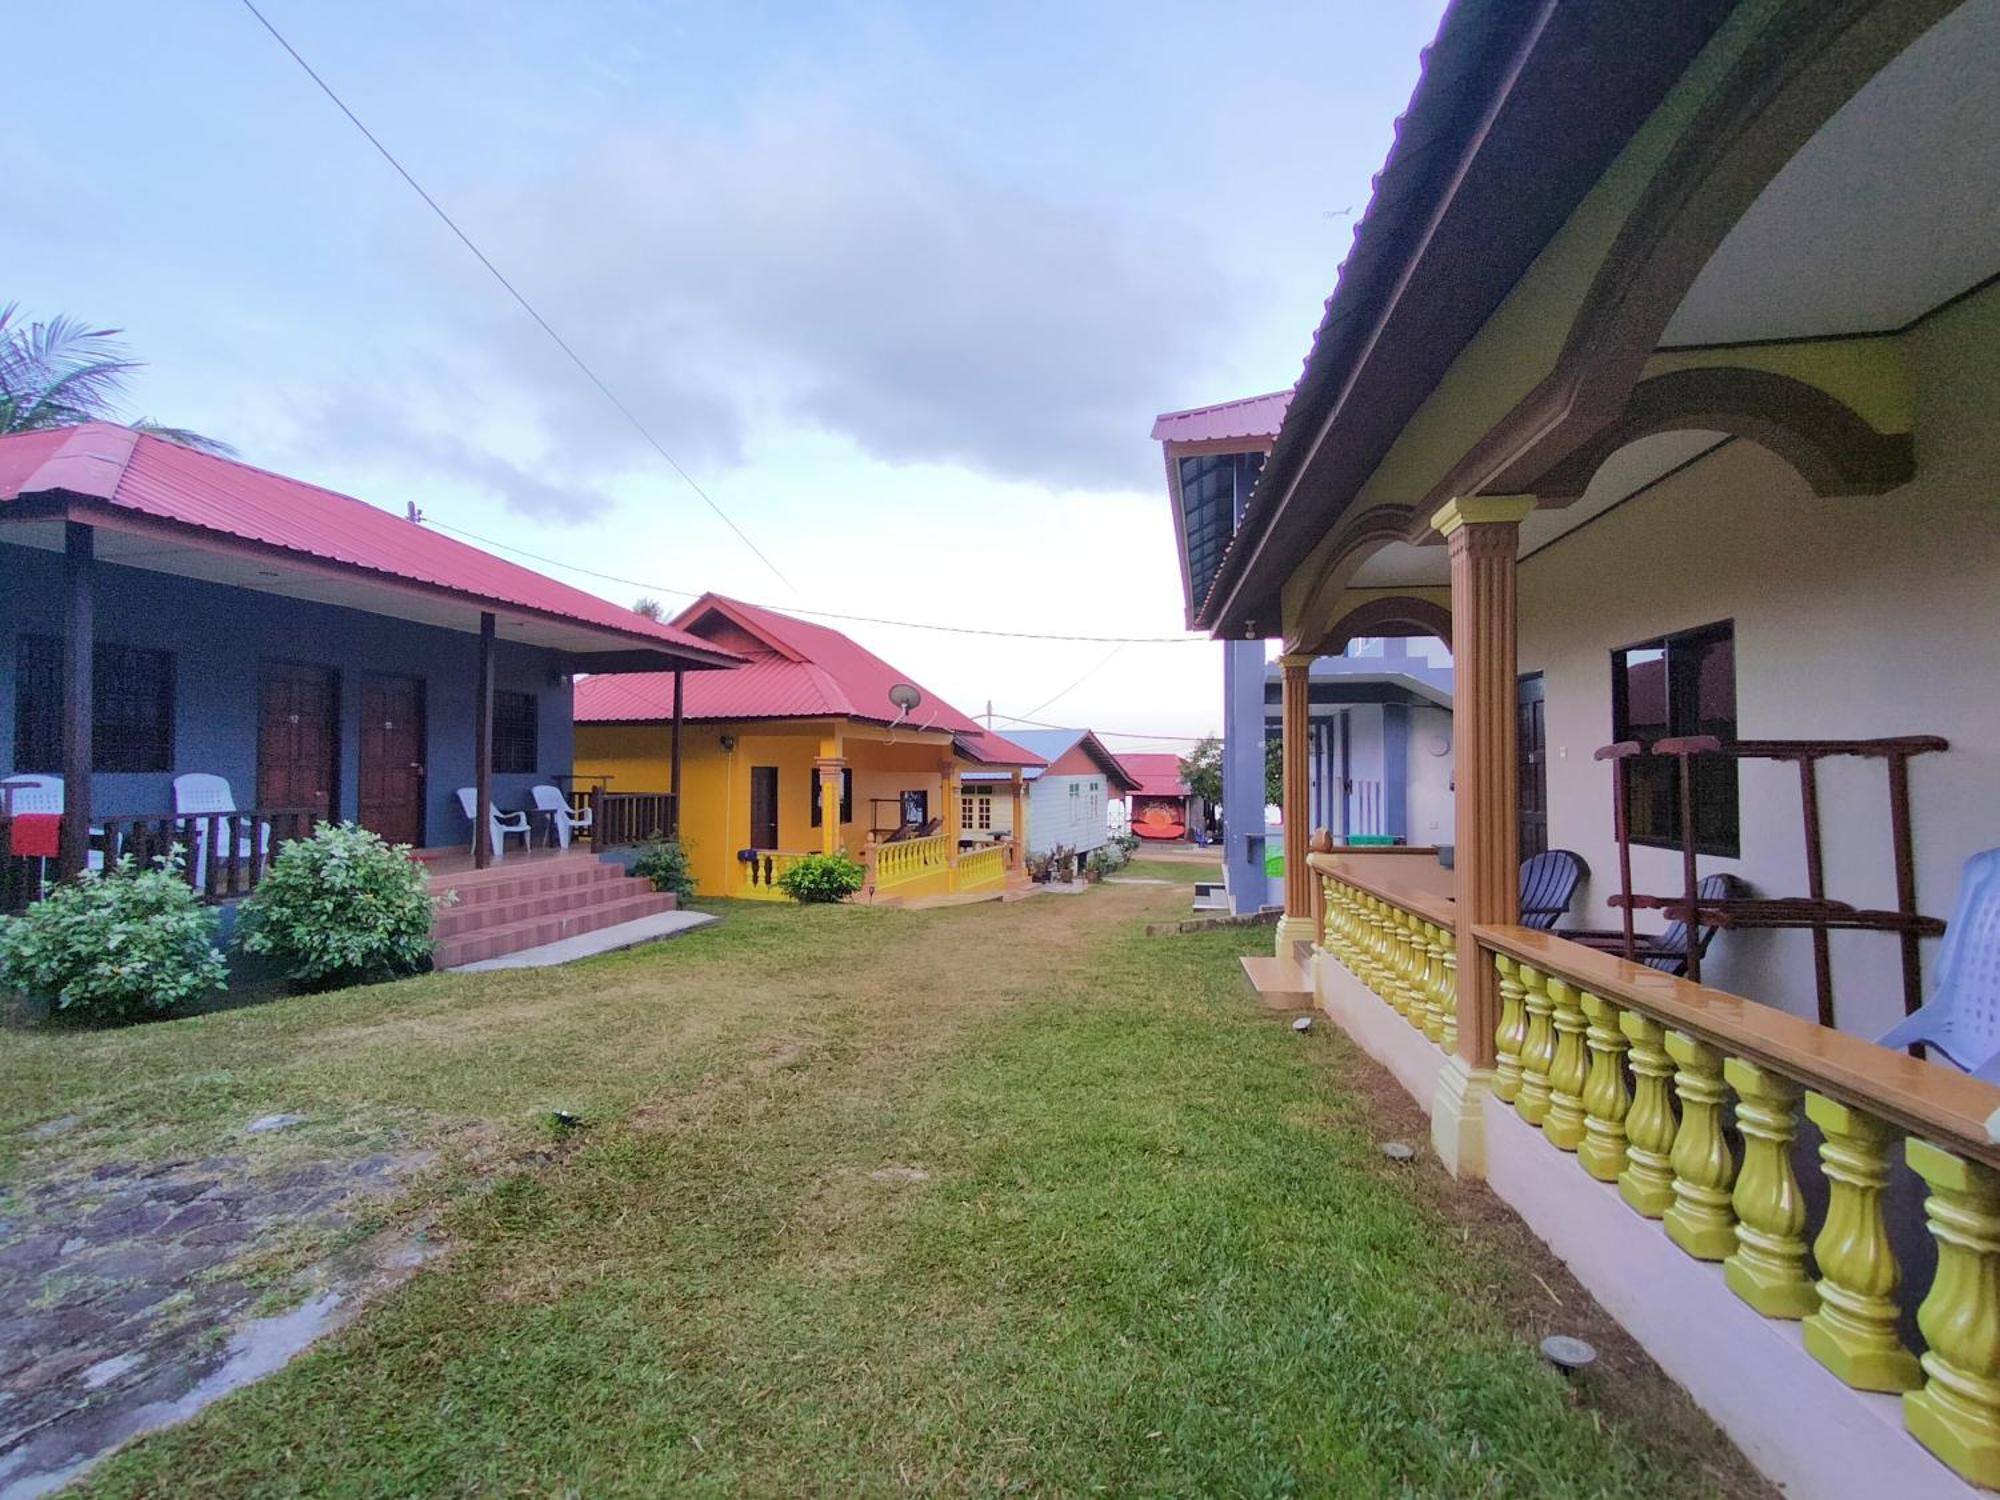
[235,823,443,989]
[776,852,866,904]
[1113,831,1140,857]
[632,837,696,899]
[0,855,226,1024]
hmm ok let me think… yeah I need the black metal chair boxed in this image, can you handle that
[1562,872,1750,975]
[1519,850,1588,931]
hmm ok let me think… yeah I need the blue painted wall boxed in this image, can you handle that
[0,543,574,848]
[1221,637,1267,914]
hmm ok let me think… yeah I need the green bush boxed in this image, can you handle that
[0,855,226,1024]
[632,837,696,899]
[776,852,866,904]
[235,823,443,989]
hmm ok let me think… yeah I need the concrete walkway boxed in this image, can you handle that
[452,910,715,971]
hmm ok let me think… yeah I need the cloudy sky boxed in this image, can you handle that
[12,0,1444,748]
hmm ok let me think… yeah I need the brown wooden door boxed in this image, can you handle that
[359,673,426,847]
[1517,673,1548,859]
[257,664,337,824]
[749,766,779,850]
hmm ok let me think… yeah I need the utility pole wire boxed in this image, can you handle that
[236,0,797,595]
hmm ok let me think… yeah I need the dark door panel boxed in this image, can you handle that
[1517,673,1548,860]
[257,663,338,824]
[359,673,426,848]
[749,766,779,850]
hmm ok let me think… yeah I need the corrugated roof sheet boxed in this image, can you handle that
[0,424,739,665]
[1149,390,1294,445]
[573,593,1044,768]
[1117,752,1190,799]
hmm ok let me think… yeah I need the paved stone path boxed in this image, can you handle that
[0,1144,434,1498]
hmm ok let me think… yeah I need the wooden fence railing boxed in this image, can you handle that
[1,807,317,912]
[1309,849,2000,1488]
[590,790,678,848]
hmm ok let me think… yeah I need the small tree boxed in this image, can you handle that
[776,852,865,904]
[632,597,665,621]
[1180,736,1222,808]
[0,855,226,1024]
[235,823,443,989]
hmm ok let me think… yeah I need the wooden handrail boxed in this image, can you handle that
[1307,851,1456,926]
[1475,923,2000,1167]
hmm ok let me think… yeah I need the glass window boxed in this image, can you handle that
[1611,622,1738,857]
[491,689,538,774]
[13,635,175,773]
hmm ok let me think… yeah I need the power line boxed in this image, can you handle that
[1013,642,1125,721]
[990,713,1214,743]
[236,0,797,595]
[426,518,1214,644]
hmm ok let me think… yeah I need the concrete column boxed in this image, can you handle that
[57,522,94,883]
[814,756,846,856]
[1276,653,1315,954]
[473,610,496,869]
[1221,637,1267,915]
[1429,495,1534,1178]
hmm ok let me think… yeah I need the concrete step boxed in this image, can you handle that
[1240,954,1314,1012]
[452,911,718,971]
[429,860,627,908]
[433,876,665,938]
[435,890,679,969]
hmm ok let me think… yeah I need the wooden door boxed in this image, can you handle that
[1517,673,1548,859]
[359,673,426,848]
[257,664,337,824]
[749,766,779,850]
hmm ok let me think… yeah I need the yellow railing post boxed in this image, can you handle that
[1802,1092,1919,1392]
[1492,954,1527,1103]
[1419,920,1448,1044]
[1437,923,1458,1055]
[1617,1009,1678,1219]
[1515,964,1556,1127]
[1542,976,1588,1153]
[1723,1058,1817,1318]
[1663,1031,1737,1262]
[1904,1138,2000,1487]
[1577,991,1629,1183]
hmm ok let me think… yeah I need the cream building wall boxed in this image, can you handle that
[1518,283,2000,1039]
[1405,703,1456,847]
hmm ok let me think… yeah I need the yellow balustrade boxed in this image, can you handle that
[957,842,1008,894]
[1515,964,1556,1128]
[738,850,811,902]
[1723,1058,1817,1318]
[1617,1009,1678,1218]
[1419,919,1448,1044]
[872,833,950,893]
[1468,922,2000,1490]
[1542,976,1589,1153]
[1663,1030,1738,1262]
[1437,922,1458,1054]
[1905,1139,2000,1487]
[1493,954,1527,1102]
[1803,1093,1919,1392]
[1577,991,1630,1183]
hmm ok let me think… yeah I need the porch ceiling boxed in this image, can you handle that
[0,517,728,670]
[1663,0,2000,347]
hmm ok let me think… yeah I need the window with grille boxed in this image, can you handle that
[490,689,539,774]
[1611,621,1738,857]
[960,791,992,830]
[14,635,175,773]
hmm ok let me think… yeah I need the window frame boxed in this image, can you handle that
[13,634,176,774]
[1609,619,1739,859]
[489,688,540,775]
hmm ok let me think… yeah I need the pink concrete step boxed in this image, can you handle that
[428,859,627,908]
[433,877,656,937]
[435,889,679,969]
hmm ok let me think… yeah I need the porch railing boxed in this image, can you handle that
[866,833,951,897]
[590,790,678,848]
[1,807,317,912]
[738,849,811,902]
[1309,848,2000,1490]
[957,840,1012,894]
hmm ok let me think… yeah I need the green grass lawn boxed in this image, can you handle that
[1,881,1762,1497]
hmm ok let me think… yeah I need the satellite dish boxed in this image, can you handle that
[888,684,923,713]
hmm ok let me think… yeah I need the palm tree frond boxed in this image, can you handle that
[131,419,238,458]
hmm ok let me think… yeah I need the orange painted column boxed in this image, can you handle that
[1276,652,1316,954]
[1430,495,1534,1177]
[1009,768,1027,864]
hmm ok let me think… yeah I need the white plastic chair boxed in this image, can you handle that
[529,784,592,850]
[1879,848,2000,1078]
[456,787,531,858]
[1,775,103,870]
[172,773,268,887]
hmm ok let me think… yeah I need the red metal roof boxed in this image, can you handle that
[574,593,1045,767]
[1149,390,1293,445]
[1116,752,1190,799]
[0,424,739,667]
